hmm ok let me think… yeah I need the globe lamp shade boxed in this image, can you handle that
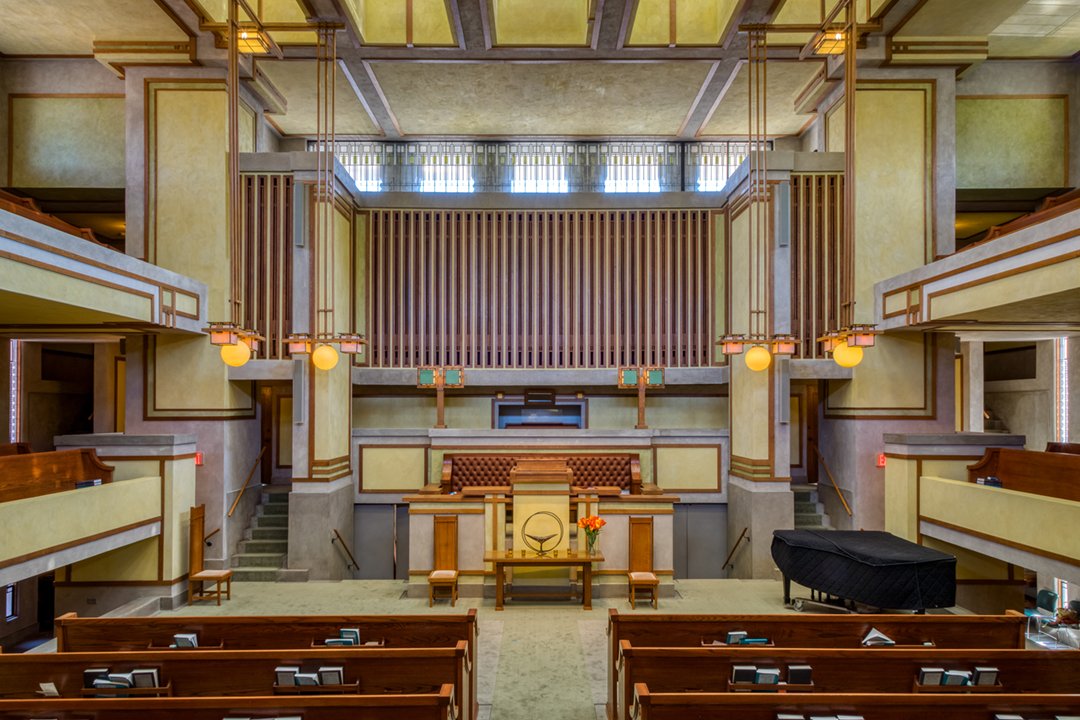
[220,341,251,367]
[833,341,864,368]
[744,344,772,372]
[311,343,340,371]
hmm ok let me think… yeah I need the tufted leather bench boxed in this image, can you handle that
[440,454,644,494]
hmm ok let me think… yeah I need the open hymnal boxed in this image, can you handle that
[173,633,198,648]
[861,628,894,646]
[37,682,60,697]
[275,666,300,686]
[106,673,134,688]
[339,628,361,645]
[726,631,747,644]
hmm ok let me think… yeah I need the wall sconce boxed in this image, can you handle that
[237,27,271,54]
[283,333,314,355]
[770,334,799,356]
[846,324,880,348]
[718,334,748,355]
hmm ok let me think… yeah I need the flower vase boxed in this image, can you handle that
[586,532,599,556]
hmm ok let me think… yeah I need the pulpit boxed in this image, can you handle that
[510,458,573,585]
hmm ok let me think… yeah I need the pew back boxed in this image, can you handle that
[606,610,1026,719]
[0,645,468,720]
[0,686,455,720]
[0,449,114,503]
[633,685,1080,720]
[618,643,1080,720]
[967,447,1080,501]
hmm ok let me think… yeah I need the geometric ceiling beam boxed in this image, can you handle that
[597,0,631,50]
[878,0,932,35]
[454,0,489,50]
[677,57,741,139]
[339,58,404,138]
[300,42,804,61]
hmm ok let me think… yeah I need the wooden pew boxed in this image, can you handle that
[0,685,455,720]
[966,447,1080,502]
[55,610,479,720]
[617,643,1080,720]
[633,685,1080,720]
[0,449,114,503]
[0,443,30,457]
[0,645,470,720]
[606,610,1026,720]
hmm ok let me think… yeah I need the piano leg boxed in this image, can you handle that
[783,575,791,604]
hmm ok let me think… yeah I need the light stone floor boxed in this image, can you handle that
[157,579,798,720]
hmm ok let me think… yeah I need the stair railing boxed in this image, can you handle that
[227,445,267,518]
[203,527,220,547]
[808,442,853,517]
[723,527,750,572]
[331,528,359,571]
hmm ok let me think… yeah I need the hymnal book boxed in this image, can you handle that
[75,478,103,489]
[701,638,724,647]
[726,631,747,645]
[294,672,320,686]
[173,633,198,648]
[324,637,355,646]
[275,666,300,686]
[993,716,1024,720]
[973,667,999,686]
[131,668,160,689]
[942,670,971,686]
[836,716,865,720]
[741,637,770,645]
[363,640,383,646]
[918,667,944,686]
[809,716,838,720]
[861,628,894,646]
[731,665,757,683]
[339,628,361,645]
[755,668,781,685]
[38,682,60,697]
[776,715,806,720]
[83,668,110,689]
[787,665,813,685]
[318,666,345,685]
[92,678,131,697]
[106,673,134,688]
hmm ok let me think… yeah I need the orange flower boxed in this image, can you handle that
[577,515,605,531]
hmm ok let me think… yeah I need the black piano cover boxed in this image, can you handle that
[771,530,956,610]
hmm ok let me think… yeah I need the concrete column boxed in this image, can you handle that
[960,340,984,432]
[726,358,793,579]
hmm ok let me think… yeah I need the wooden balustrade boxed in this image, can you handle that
[967,447,1080,502]
[369,209,713,368]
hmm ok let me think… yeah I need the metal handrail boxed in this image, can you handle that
[203,527,220,546]
[809,442,853,517]
[227,445,267,518]
[331,528,359,571]
[723,527,750,570]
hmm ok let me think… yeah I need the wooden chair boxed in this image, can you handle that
[627,517,658,609]
[428,515,459,607]
[188,505,232,606]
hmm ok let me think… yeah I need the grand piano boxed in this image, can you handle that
[772,529,956,612]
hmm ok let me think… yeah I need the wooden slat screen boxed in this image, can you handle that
[369,209,713,369]
[790,174,843,359]
[240,173,293,359]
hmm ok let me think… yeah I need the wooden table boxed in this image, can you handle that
[484,551,604,611]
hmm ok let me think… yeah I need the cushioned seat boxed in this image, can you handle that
[429,569,458,580]
[428,516,459,607]
[629,571,657,582]
[627,517,659,609]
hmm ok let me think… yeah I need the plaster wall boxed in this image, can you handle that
[985,340,1055,451]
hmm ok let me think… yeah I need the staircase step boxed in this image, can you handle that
[795,524,830,531]
[231,567,281,582]
[239,539,288,554]
[794,512,825,524]
[254,515,289,528]
[263,491,290,505]
[277,568,309,582]
[259,503,290,516]
[232,552,286,568]
[794,501,820,513]
[250,527,288,541]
